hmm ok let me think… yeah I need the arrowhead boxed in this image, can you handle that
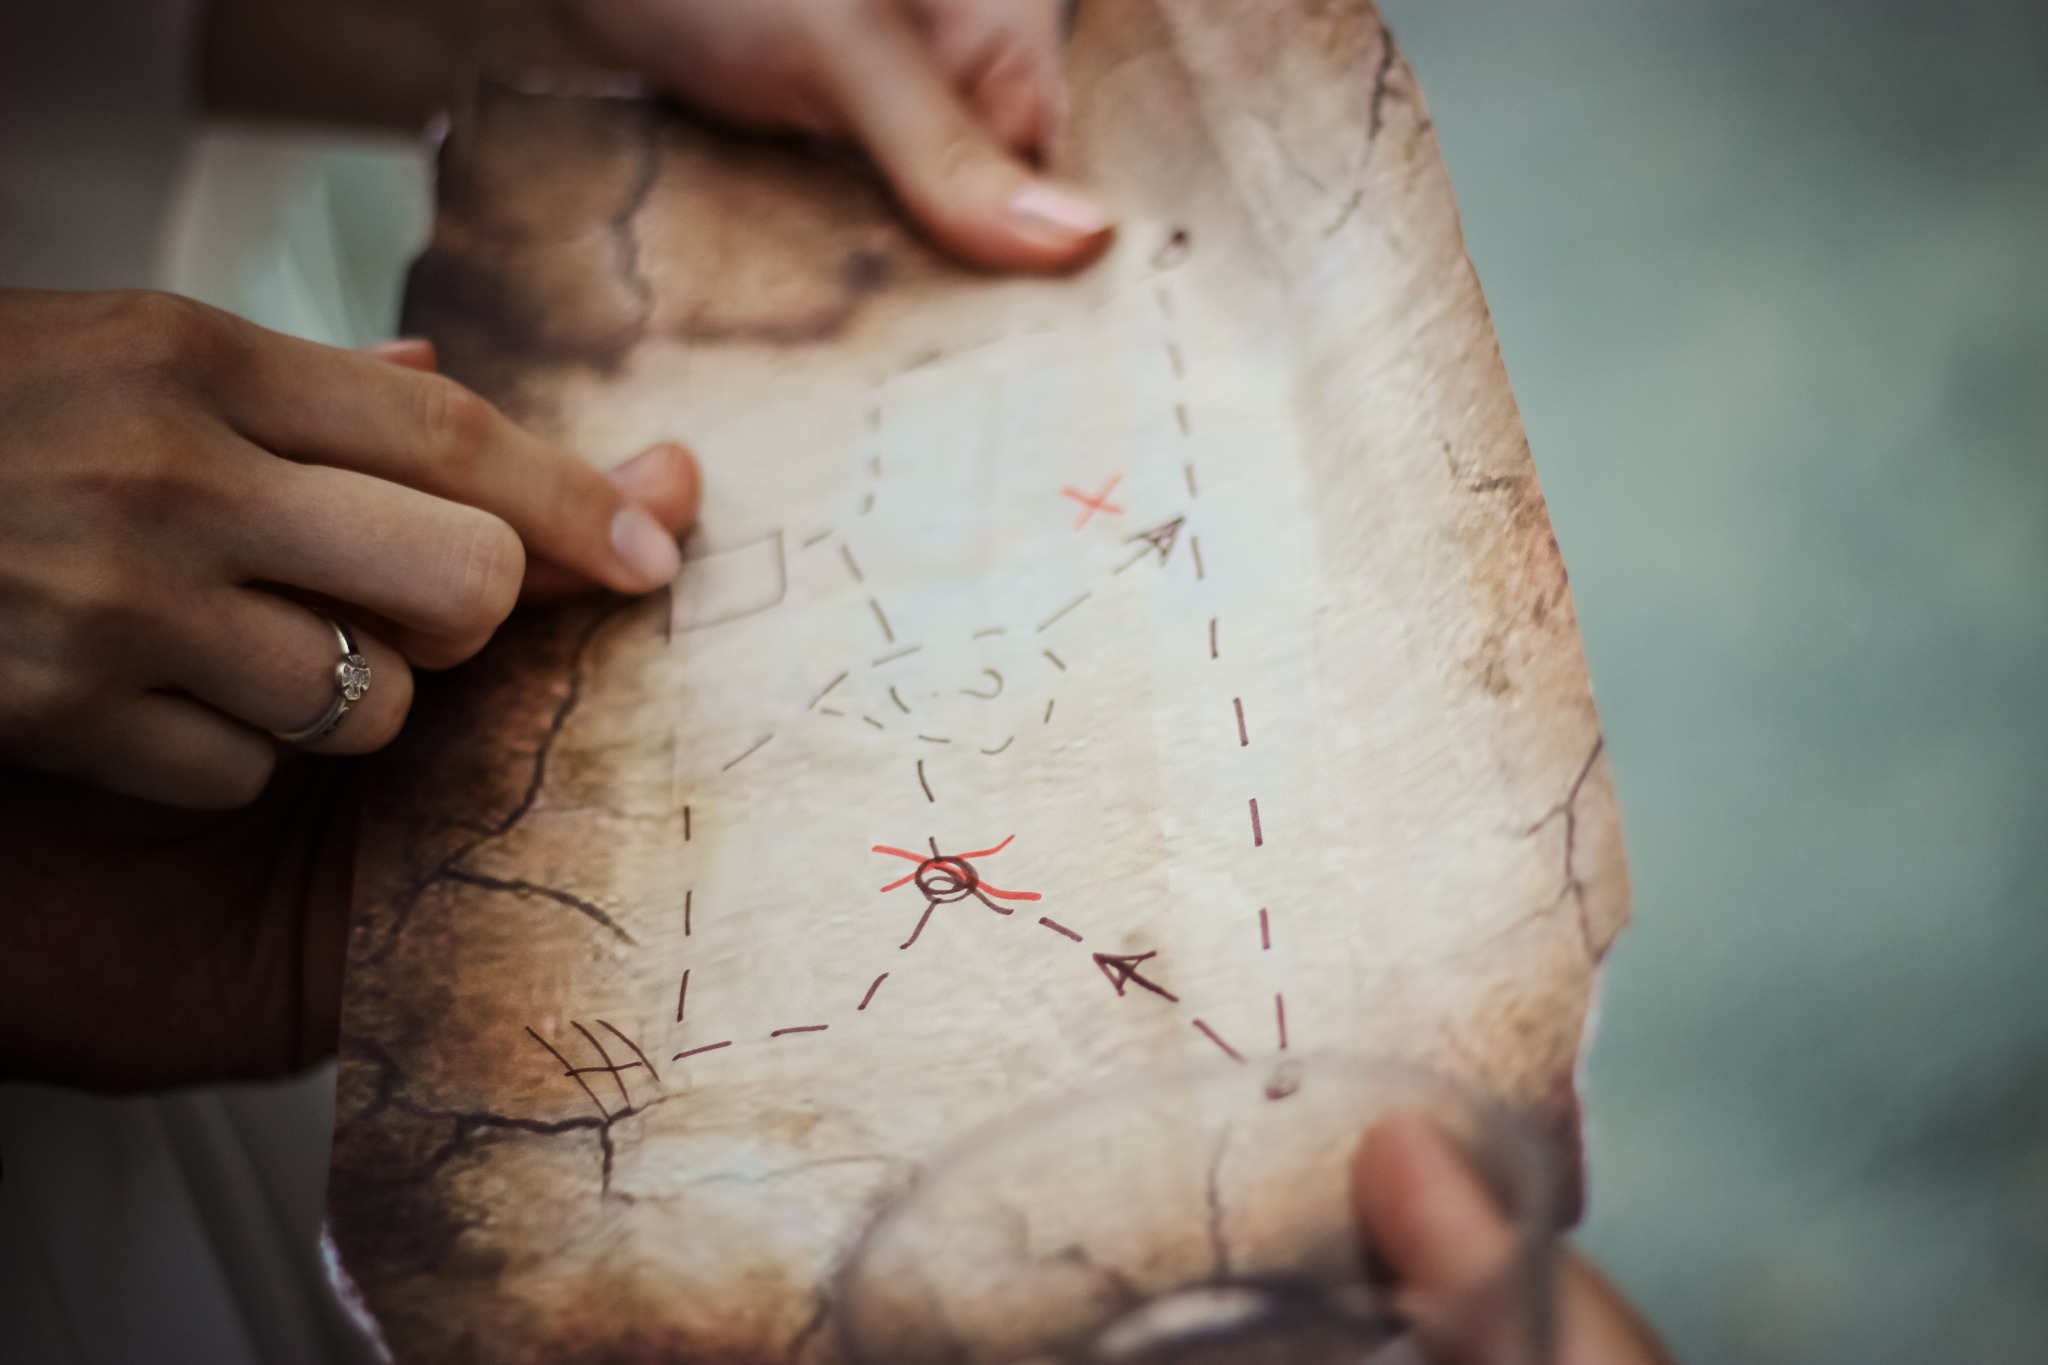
[1092,950,1181,1003]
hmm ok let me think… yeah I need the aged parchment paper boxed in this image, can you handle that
[330,2,1628,1359]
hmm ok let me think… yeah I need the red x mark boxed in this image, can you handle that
[1061,474,1126,529]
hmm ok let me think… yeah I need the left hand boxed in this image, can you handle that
[556,0,1114,271]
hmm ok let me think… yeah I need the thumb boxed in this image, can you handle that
[1351,1112,1533,1365]
[813,2,1112,272]
[1351,1111,1678,1365]
[519,440,702,603]
[1352,1111,1521,1305]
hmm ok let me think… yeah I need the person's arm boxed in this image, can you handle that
[0,756,356,1090]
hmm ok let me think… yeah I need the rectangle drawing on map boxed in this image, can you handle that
[670,530,786,636]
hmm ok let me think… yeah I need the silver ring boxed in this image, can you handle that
[274,612,372,745]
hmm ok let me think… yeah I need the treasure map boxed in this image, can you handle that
[328,1,1629,1359]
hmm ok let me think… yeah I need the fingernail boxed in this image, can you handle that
[610,503,681,586]
[1008,182,1111,238]
[363,337,438,372]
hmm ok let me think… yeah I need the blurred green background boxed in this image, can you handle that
[7,2,2042,1360]
[1379,2,2048,1359]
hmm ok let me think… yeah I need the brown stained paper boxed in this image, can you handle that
[329,1,1629,1359]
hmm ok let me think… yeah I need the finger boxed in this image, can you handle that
[604,440,702,529]
[966,38,1057,157]
[1353,1114,1677,1365]
[32,692,277,811]
[1350,1111,1519,1300]
[1030,10,1067,156]
[809,1,1112,272]
[234,456,526,670]
[362,337,438,372]
[922,0,1067,158]
[170,591,414,756]
[522,441,703,603]
[214,326,684,595]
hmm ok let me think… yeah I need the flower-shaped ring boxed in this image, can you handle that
[274,612,372,745]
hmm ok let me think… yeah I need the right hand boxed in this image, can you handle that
[1352,1113,1677,1365]
[0,288,700,810]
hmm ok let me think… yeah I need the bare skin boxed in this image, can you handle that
[1352,1114,1678,1365]
[0,295,698,809]
[202,0,1114,273]
[557,0,1113,270]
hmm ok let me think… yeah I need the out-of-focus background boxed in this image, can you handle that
[1379,2,2048,1359]
[3,1,2045,1362]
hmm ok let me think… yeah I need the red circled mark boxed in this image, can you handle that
[872,835,1038,900]
[870,834,1043,953]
